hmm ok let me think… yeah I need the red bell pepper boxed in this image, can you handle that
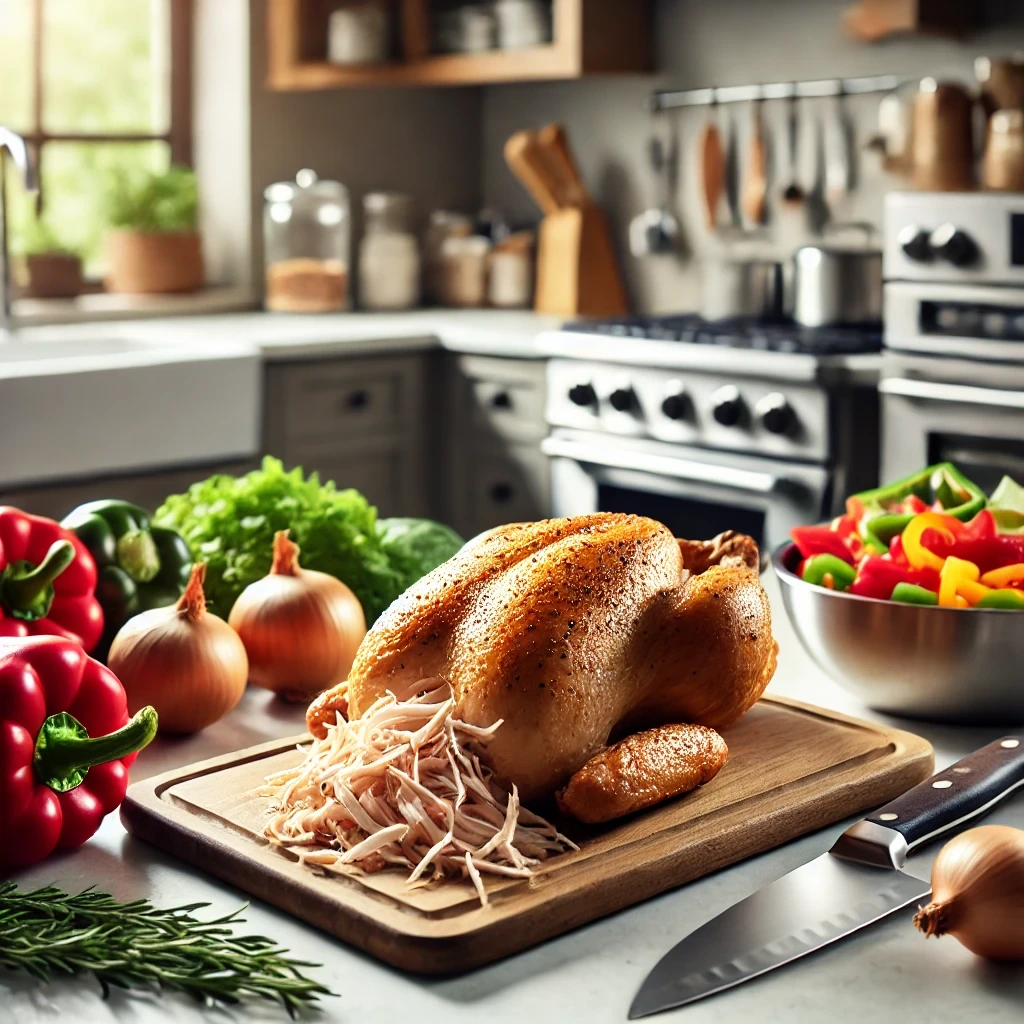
[790,525,857,564]
[849,556,941,601]
[0,507,103,653]
[0,635,157,868]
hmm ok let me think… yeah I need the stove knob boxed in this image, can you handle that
[756,392,796,435]
[609,386,637,413]
[930,224,979,268]
[568,383,597,407]
[711,386,745,427]
[898,224,933,262]
[661,390,692,421]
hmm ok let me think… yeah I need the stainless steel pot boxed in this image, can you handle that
[792,240,882,327]
[700,258,784,321]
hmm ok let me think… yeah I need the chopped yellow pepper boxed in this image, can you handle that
[901,512,958,571]
[939,555,981,607]
[980,562,1024,588]
[955,595,970,608]
[957,578,993,605]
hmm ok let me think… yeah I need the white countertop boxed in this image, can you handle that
[12,309,563,363]
[5,572,1022,1024]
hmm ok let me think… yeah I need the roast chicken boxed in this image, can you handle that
[307,513,777,822]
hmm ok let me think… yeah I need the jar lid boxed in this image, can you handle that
[364,191,415,213]
[264,168,348,204]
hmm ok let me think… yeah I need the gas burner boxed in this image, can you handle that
[563,314,883,357]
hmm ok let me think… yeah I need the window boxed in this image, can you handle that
[0,0,191,273]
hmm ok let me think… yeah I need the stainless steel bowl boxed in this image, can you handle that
[773,543,1024,723]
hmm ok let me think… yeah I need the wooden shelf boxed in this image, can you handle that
[267,0,651,91]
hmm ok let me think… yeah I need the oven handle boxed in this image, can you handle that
[879,377,1024,410]
[540,436,779,494]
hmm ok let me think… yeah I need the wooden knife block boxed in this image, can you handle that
[535,204,628,318]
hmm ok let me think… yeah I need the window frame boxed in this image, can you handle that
[19,0,193,190]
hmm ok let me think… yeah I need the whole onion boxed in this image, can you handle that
[914,824,1024,960]
[228,530,366,703]
[109,563,249,734]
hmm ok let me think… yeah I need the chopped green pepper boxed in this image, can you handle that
[62,500,193,660]
[988,475,1024,535]
[890,582,939,606]
[854,463,986,545]
[801,553,856,591]
[976,588,1024,610]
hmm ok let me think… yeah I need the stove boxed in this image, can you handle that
[539,313,881,552]
[561,314,882,357]
[881,191,1024,490]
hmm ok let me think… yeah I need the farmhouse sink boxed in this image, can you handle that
[0,332,261,488]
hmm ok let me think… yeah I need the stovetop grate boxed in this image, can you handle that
[562,314,882,356]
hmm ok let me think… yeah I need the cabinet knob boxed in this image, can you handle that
[490,482,514,503]
[344,389,370,411]
[490,390,513,410]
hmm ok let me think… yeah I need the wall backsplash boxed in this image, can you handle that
[481,0,1024,315]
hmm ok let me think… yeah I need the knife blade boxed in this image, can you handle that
[630,735,1024,1019]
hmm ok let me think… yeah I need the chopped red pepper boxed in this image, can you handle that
[849,556,941,601]
[790,525,857,564]
[0,507,103,653]
[0,635,157,868]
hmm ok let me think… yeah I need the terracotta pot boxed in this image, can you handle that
[105,230,204,294]
[23,252,83,299]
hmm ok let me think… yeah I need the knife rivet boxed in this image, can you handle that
[878,813,898,821]
[952,767,971,773]
[932,780,952,789]
[1002,739,1020,749]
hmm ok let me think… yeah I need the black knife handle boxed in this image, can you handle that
[866,737,1024,850]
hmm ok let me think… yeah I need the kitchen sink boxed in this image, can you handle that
[0,331,261,488]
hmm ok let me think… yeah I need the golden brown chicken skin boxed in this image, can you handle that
[556,724,728,824]
[308,514,777,814]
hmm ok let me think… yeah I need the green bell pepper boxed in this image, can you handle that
[977,588,1024,610]
[854,463,986,545]
[61,500,193,659]
[890,582,939,606]
[801,554,856,591]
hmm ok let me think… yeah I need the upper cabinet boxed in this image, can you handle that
[266,0,652,90]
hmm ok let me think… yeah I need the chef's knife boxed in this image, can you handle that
[630,736,1024,1019]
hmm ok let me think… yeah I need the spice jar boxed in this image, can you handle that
[264,169,350,313]
[437,235,492,308]
[423,210,473,305]
[358,192,421,311]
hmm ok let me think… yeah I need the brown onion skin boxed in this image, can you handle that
[228,532,366,703]
[109,564,249,734]
[914,825,1024,961]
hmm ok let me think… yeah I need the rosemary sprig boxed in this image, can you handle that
[0,881,333,1017]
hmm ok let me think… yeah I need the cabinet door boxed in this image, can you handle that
[464,444,550,536]
[282,436,429,519]
[458,355,548,443]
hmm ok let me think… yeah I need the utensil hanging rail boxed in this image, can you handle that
[649,73,908,112]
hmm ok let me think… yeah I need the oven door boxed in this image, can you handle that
[541,430,831,552]
[880,376,1024,493]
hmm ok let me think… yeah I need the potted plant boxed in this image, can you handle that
[103,165,204,294]
[14,218,83,299]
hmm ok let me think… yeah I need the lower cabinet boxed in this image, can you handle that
[0,458,258,522]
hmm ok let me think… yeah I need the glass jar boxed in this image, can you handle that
[358,192,421,311]
[264,169,350,313]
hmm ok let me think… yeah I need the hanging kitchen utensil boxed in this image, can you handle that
[824,91,854,205]
[741,98,768,227]
[805,103,831,234]
[629,132,681,257]
[503,130,562,215]
[630,736,1024,1019]
[723,105,741,228]
[699,103,726,230]
[781,92,804,205]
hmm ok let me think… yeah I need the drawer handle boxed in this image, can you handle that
[343,389,371,411]
[490,483,514,503]
[490,391,513,411]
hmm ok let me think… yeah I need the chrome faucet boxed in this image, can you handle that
[0,127,39,334]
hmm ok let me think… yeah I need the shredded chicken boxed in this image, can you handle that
[261,680,578,906]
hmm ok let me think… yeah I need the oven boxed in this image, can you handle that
[880,354,1024,492]
[542,429,831,554]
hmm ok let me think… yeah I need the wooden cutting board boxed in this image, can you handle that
[121,697,932,975]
